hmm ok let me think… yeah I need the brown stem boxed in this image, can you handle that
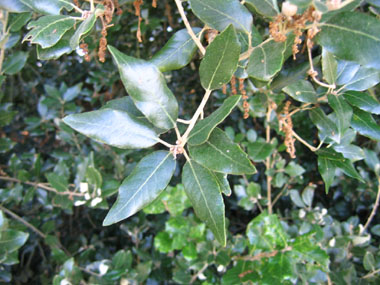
[360,177,380,235]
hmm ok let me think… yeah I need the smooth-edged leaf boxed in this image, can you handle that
[108,46,178,130]
[188,128,256,175]
[285,161,305,177]
[291,235,330,269]
[282,80,317,103]
[150,28,201,72]
[341,66,380,91]
[189,0,253,33]
[0,230,29,253]
[188,95,241,145]
[0,0,31,12]
[327,94,353,140]
[46,172,68,192]
[0,137,15,153]
[351,107,380,141]
[9,12,32,32]
[245,0,279,18]
[213,172,231,196]
[199,25,241,90]
[20,0,73,15]
[336,60,360,86]
[322,48,337,85]
[63,109,159,149]
[334,144,365,161]
[62,83,82,102]
[318,12,380,70]
[247,39,286,81]
[343,91,380,115]
[103,151,176,225]
[309,108,340,143]
[261,253,294,284]
[37,34,73,60]
[24,15,75,49]
[182,160,226,246]
[2,51,28,75]
[69,13,96,49]
[318,155,336,193]
[247,141,275,162]
[289,190,306,207]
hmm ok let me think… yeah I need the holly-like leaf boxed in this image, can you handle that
[351,107,380,141]
[69,13,96,49]
[199,25,241,90]
[0,0,31,12]
[213,172,231,196]
[63,109,159,149]
[2,51,28,75]
[318,12,380,70]
[309,108,340,143]
[20,0,73,15]
[24,15,75,49]
[247,39,286,81]
[282,80,317,103]
[244,0,279,18]
[188,95,241,145]
[327,94,353,141]
[182,160,226,246]
[103,151,176,225]
[108,46,178,130]
[322,48,338,85]
[188,128,256,175]
[247,141,275,162]
[150,28,202,72]
[189,0,253,33]
[343,91,380,115]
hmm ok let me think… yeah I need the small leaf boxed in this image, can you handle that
[282,80,317,103]
[188,95,241,145]
[20,0,73,15]
[213,172,231,196]
[46,173,68,192]
[103,151,175,226]
[322,48,338,85]
[343,91,380,115]
[244,0,279,18]
[247,39,286,81]
[285,161,305,177]
[182,160,226,246]
[247,141,275,162]
[108,46,178,130]
[150,28,201,72]
[289,190,306,207]
[317,156,336,193]
[351,107,380,141]
[309,108,340,143]
[200,25,241,90]
[363,252,376,271]
[189,128,256,175]
[24,15,75,49]
[69,14,96,49]
[327,94,353,141]
[2,51,28,75]
[189,0,253,33]
[63,109,159,149]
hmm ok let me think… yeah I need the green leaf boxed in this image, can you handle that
[318,12,380,70]
[327,94,353,141]
[37,35,73,60]
[0,137,15,153]
[282,80,317,103]
[103,96,144,118]
[103,151,175,226]
[213,172,232,196]
[291,235,330,269]
[247,141,275,162]
[247,39,286,81]
[189,0,253,33]
[24,15,75,49]
[322,48,338,85]
[245,0,279,18]
[69,14,96,49]
[9,12,32,32]
[188,95,241,145]
[309,108,340,143]
[285,161,305,177]
[351,107,380,141]
[199,25,241,90]
[334,144,365,161]
[336,60,360,85]
[318,155,337,193]
[0,230,29,253]
[63,109,159,149]
[363,252,376,271]
[150,28,201,72]
[341,66,380,91]
[182,160,226,246]
[20,0,73,15]
[46,172,68,192]
[0,0,31,12]
[262,253,295,284]
[188,128,256,175]
[108,46,178,130]
[2,51,28,75]
[343,91,380,115]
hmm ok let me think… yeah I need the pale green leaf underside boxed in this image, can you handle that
[70,14,96,49]
[20,0,73,15]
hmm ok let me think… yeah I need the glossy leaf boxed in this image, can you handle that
[188,128,256,175]
[20,0,73,15]
[351,107,380,141]
[24,15,75,49]
[213,172,232,196]
[327,94,353,141]
[63,109,159,149]
[9,12,32,32]
[247,141,275,162]
[322,48,337,85]
[69,14,96,49]
[46,173,68,192]
[37,37,73,60]
[189,0,253,33]
[318,156,337,193]
[291,235,330,269]
[103,151,176,225]
[108,46,178,130]
[342,66,380,91]
[2,51,28,75]
[0,230,29,253]
[334,144,365,161]
[188,95,241,145]
[182,160,226,246]
[282,80,317,103]
[0,0,31,12]
[150,28,201,72]
[245,0,279,18]
[199,25,241,90]
[318,12,380,70]
[247,40,286,81]
[343,91,380,115]
[309,108,340,143]
[336,60,360,86]
[261,253,294,284]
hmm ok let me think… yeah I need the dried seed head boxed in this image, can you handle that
[282,1,298,18]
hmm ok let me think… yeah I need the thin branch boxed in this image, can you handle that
[190,263,209,284]
[239,37,272,61]
[360,177,380,235]
[156,138,174,149]
[362,268,380,279]
[78,266,102,278]
[177,118,191,124]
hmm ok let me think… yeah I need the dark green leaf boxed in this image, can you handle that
[62,83,82,102]
[37,30,74,60]
[282,80,317,103]
[318,156,337,193]
[0,0,31,12]
[200,25,241,90]
[289,190,306,207]
[341,66,380,91]
[309,108,340,143]
[9,12,32,32]
[327,94,353,141]
[103,151,176,225]
[247,141,275,162]
[182,160,226,246]
[188,128,256,175]
[108,46,178,130]
[285,161,305,177]
[0,138,15,153]
[150,28,201,72]
[291,235,330,268]
[213,172,231,196]
[343,91,380,115]
[20,0,73,15]
[69,14,96,49]
[351,107,380,141]
[363,252,376,271]
[188,95,241,145]
[63,109,159,149]
[46,172,68,192]
[2,51,28,75]
[189,0,253,33]
[262,253,295,284]
[245,0,279,18]
[322,48,337,85]
[103,96,144,118]
[334,144,365,161]
[0,230,29,253]
[336,60,359,85]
